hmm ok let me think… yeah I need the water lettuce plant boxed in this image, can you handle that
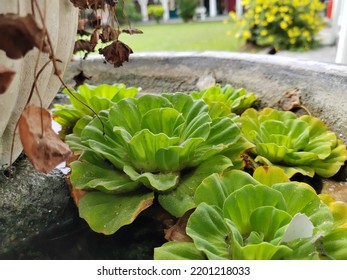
[52,83,139,137]
[66,93,251,233]
[190,84,257,118]
[240,108,347,178]
[155,167,347,260]
[57,82,347,260]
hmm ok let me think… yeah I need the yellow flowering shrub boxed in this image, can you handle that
[231,0,325,51]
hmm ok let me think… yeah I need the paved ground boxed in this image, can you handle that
[276,26,339,64]
[276,45,338,63]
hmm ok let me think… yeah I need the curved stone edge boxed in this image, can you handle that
[64,51,347,144]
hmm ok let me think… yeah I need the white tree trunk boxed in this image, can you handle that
[161,0,170,22]
[236,0,243,17]
[209,0,217,17]
[138,0,149,21]
[0,0,78,166]
[336,0,347,64]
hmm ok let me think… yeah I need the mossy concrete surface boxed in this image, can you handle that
[0,157,72,257]
[65,52,347,144]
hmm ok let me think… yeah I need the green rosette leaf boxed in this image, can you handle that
[155,138,205,171]
[178,170,336,259]
[70,161,139,194]
[191,84,257,117]
[250,206,292,241]
[123,165,179,192]
[137,94,173,116]
[80,116,129,169]
[240,108,347,178]
[241,243,292,260]
[72,115,94,137]
[322,228,347,259]
[186,202,293,260]
[272,183,333,233]
[141,108,185,137]
[223,185,286,235]
[309,139,347,178]
[186,203,232,260]
[195,169,260,209]
[163,92,208,121]
[78,191,154,235]
[319,194,347,229]
[158,155,233,217]
[108,98,142,136]
[154,242,206,260]
[127,129,180,172]
[52,83,139,137]
[253,166,290,186]
[222,135,255,170]
[66,91,249,234]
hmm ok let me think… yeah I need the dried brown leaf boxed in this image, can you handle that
[73,39,92,54]
[0,65,15,94]
[279,88,302,111]
[164,210,193,242]
[89,12,101,29]
[90,29,100,50]
[99,40,133,67]
[78,18,89,31]
[77,17,90,36]
[73,70,92,88]
[100,25,121,42]
[105,0,118,7]
[66,173,88,206]
[122,28,144,35]
[77,29,92,36]
[69,0,89,9]
[0,13,49,59]
[18,104,71,173]
[70,0,118,9]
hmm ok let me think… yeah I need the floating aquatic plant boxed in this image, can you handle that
[57,82,347,260]
[66,93,251,233]
[191,84,257,118]
[319,194,347,229]
[155,167,347,260]
[239,108,347,178]
[52,83,139,137]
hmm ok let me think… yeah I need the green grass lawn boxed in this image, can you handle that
[118,21,244,52]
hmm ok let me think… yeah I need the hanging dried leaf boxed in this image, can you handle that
[0,65,15,94]
[69,0,89,9]
[164,210,193,242]
[77,29,92,36]
[279,88,302,111]
[70,0,118,9]
[77,18,91,36]
[73,70,92,88]
[90,29,100,50]
[99,40,133,67]
[73,39,93,54]
[18,104,71,173]
[122,28,143,35]
[0,13,49,59]
[105,0,118,7]
[78,18,88,30]
[100,25,121,42]
[89,11,101,29]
